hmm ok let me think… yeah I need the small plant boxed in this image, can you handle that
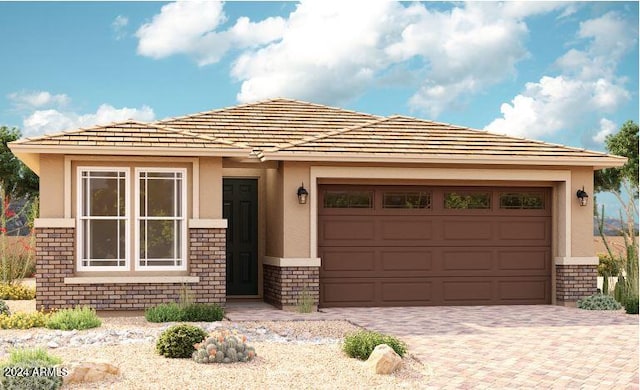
[0,300,10,316]
[0,347,63,390]
[0,284,36,300]
[622,295,639,314]
[46,306,101,330]
[576,293,623,310]
[296,285,315,314]
[0,311,50,329]
[145,303,184,323]
[145,302,224,322]
[343,330,407,360]
[192,329,256,364]
[156,324,208,359]
[181,303,224,322]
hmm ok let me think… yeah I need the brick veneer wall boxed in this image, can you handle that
[35,227,226,311]
[556,264,598,303]
[263,264,319,309]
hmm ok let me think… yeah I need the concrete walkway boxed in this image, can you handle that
[226,303,639,389]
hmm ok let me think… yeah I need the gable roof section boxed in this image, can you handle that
[158,98,381,149]
[258,115,626,168]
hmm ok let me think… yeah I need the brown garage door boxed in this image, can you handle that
[319,185,551,307]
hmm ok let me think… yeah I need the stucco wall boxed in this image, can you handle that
[570,167,595,257]
[199,157,222,218]
[265,166,284,257]
[282,162,311,258]
[39,154,65,218]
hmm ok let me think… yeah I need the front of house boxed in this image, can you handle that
[9,99,625,310]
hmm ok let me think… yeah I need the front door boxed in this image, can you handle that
[223,178,258,296]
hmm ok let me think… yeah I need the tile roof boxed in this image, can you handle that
[11,120,248,151]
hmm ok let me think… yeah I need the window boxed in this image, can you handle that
[323,191,373,208]
[77,168,128,271]
[136,168,187,270]
[444,192,491,209]
[499,192,544,209]
[383,192,431,209]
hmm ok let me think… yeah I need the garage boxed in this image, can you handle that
[318,185,552,307]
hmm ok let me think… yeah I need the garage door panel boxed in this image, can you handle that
[321,218,375,242]
[498,220,550,242]
[320,248,375,272]
[441,250,493,271]
[321,281,375,305]
[498,250,550,271]
[381,219,433,240]
[443,280,493,302]
[380,249,432,271]
[442,220,493,240]
[381,281,432,303]
[498,279,550,301]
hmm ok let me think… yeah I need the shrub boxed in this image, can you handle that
[46,306,101,330]
[0,348,63,390]
[576,293,623,310]
[343,330,407,360]
[192,329,257,364]
[145,302,224,322]
[622,295,639,314]
[296,285,314,314]
[156,324,208,359]
[181,303,224,322]
[0,311,50,329]
[0,300,10,316]
[0,284,35,300]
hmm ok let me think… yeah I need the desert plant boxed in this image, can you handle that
[46,306,101,330]
[342,330,407,360]
[622,294,639,314]
[145,303,184,323]
[296,284,314,314]
[192,329,257,364]
[0,347,63,390]
[0,311,50,329]
[181,303,224,322]
[0,284,35,300]
[0,300,10,316]
[576,293,623,310]
[156,324,208,359]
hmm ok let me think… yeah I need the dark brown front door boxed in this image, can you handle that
[318,185,552,307]
[223,179,258,296]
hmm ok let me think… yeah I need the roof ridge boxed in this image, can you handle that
[147,121,250,149]
[266,116,394,153]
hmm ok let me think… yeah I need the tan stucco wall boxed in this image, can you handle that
[570,167,595,257]
[199,157,222,218]
[39,154,65,218]
[281,162,311,258]
[265,165,284,257]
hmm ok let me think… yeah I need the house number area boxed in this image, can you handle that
[3,366,69,378]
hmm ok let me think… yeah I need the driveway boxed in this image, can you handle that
[227,304,638,389]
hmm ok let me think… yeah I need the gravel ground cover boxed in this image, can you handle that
[0,299,430,389]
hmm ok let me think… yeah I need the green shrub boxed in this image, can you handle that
[0,284,35,300]
[46,306,102,330]
[576,293,623,310]
[0,300,10,316]
[145,303,184,323]
[0,348,63,390]
[622,295,639,314]
[597,254,621,277]
[342,330,407,360]
[0,311,50,329]
[181,303,224,322]
[192,329,256,364]
[145,302,224,322]
[156,324,208,359]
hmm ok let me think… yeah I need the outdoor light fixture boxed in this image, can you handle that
[297,183,309,204]
[576,187,589,207]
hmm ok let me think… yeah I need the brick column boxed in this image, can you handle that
[556,264,598,303]
[188,227,226,304]
[35,227,75,310]
[263,264,319,309]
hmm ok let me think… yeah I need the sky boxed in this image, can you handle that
[0,1,638,211]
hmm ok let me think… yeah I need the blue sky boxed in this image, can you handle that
[0,2,638,209]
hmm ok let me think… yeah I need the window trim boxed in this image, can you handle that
[76,167,130,272]
[134,167,188,271]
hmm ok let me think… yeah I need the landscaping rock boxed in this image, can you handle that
[64,361,120,384]
[365,344,402,375]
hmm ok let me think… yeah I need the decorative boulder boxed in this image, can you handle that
[64,361,120,384]
[365,344,402,375]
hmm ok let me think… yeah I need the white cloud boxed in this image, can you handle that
[112,15,129,40]
[22,104,155,137]
[8,91,69,109]
[485,12,636,140]
[592,118,617,144]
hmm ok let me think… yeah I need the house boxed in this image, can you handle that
[9,98,626,310]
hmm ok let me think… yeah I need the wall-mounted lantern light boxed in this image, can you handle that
[576,187,589,207]
[297,182,309,204]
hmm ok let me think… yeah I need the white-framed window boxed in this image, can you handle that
[135,168,187,270]
[77,167,129,271]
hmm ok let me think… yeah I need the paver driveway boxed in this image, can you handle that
[228,304,639,389]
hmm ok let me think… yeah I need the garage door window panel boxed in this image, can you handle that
[444,192,491,210]
[499,192,545,209]
[383,192,431,209]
